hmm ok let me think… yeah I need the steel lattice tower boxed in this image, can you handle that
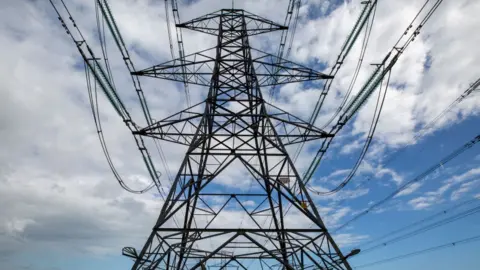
[123,9,352,270]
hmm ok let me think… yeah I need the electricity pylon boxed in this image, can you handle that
[123,9,352,270]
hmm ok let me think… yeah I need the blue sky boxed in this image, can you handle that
[1,0,479,270]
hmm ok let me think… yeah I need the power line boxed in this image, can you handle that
[51,0,184,229]
[171,0,192,109]
[51,0,164,193]
[359,203,480,254]
[316,1,378,131]
[307,0,379,129]
[84,62,154,194]
[334,133,480,232]
[164,0,176,59]
[94,0,176,191]
[94,0,175,185]
[289,0,446,221]
[94,0,208,239]
[268,0,301,102]
[360,197,480,248]
[354,234,480,269]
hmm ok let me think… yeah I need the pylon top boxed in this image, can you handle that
[176,9,288,36]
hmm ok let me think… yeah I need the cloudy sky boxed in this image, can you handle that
[1,0,480,269]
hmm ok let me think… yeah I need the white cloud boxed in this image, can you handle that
[375,167,403,185]
[408,183,451,210]
[396,182,422,197]
[451,180,480,201]
[447,167,480,184]
[241,200,256,207]
[403,167,480,210]
[340,138,364,154]
[311,168,353,185]
[333,233,368,248]
[318,206,352,228]
[329,169,351,178]
[408,196,436,210]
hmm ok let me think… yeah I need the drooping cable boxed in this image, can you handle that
[95,0,208,234]
[50,0,174,199]
[307,66,391,195]
[297,2,378,195]
[96,0,179,201]
[94,0,176,195]
[305,0,378,129]
[84,63,154,194]
[89,4,156,194]
[292,6,375,163]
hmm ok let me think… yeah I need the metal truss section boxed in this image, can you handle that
[136,101,333,147]
[176,9,287,36]
[133,47,333,87]
[128,9,351,270]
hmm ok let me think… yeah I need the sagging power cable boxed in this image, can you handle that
[95,0,176,191]
[50,0,167,196]
[84,62,155,194]
[307,67,391,196]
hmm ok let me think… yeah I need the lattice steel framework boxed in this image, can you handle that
[124,9,352,270]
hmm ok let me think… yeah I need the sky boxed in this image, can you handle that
[0,0,480,269]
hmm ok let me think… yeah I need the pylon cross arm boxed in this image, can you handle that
[135,101,332,146]
[133,47,332,87]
